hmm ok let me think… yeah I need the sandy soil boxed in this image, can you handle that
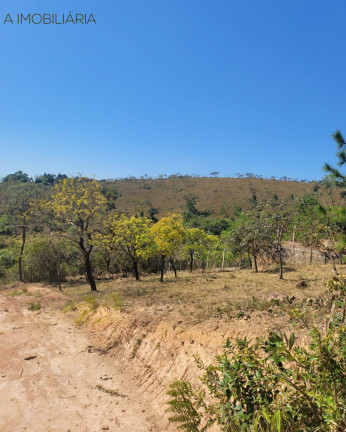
[0,287,166,432]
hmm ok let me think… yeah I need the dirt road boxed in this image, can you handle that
[0,287,166,432]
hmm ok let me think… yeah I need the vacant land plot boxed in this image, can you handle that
[1,264,343,432]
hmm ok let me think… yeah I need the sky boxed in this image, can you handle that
[0,0,345,181]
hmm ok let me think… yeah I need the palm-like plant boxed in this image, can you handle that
[324,130,346,198]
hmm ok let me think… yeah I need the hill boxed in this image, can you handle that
[104,176,335,217]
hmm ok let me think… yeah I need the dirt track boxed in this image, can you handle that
[0,287,165,432]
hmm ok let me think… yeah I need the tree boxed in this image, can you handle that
[295,196,345,273]
[151,213,185,281]
[183,193,212,223]
[2,171,32,183]
[203,234,220,270]
[313,208,344,274]
[34,173,68,185]
[47,177,107,291]
[183,193,199,221]
[148,206,159,223]
[182,228,208,272]
[103,214,155,280]
[324,130,346,199]
[0,182,42,281]
[101,184,120,210]
[260,198,297,279]
[232,207,272,273]
[222,215,255,270]
[295,196,327,265]
[22,236,76,289]
[321,176,336,206]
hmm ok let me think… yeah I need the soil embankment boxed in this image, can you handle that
[0,275,324,432]
[0,286,168,432]
[87,304,291,417]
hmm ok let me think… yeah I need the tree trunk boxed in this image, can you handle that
[105,256,111,273]
[278,247,283,279]
[133,259,140,281]
[291,227,295,255]
[85,252,97,291]
[160,255,165,282]
[57,263,62,291]
[189,251,194,272]
[309,245,313,265]
[331,257,338,276]
[170,258,177,278]
[253,254,258,273]
[222,249,225,269]
[18,226,27,282]
[329,189,334,206]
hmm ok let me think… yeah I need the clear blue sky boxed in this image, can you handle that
[0,0,345,180]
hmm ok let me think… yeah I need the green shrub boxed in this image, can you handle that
[0,248,17,269]
[167,277,346,432]
[104,291,123,310]
[27,302,41,311]
[83,294,99,311]
[63,300,77,313]
[75,294,99,325]
[75,309,90,325]
[22,237,80,284]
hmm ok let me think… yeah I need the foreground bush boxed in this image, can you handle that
[167,275,346,432]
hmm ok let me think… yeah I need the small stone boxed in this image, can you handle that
[288,296,295,304]
[297,280,308,288]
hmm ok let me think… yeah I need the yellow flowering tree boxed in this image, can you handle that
[103,214,155,280]
[48,177,107,291]
[151,213,185,282]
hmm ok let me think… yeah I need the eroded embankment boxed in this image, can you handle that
[86,305,307,420]
[0,283,315,432]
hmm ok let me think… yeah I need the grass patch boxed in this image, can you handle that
[83,294,99,311]
[75,309,89,326]
[27,301,41,311]
[9,287,28,297]
[104,291,123,310]
[75,294,100,325]
[63,300,77,313]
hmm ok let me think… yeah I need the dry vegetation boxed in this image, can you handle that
[60,264,338,327]
[108,177,336,216]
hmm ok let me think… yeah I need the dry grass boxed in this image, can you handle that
[105,177,336,217]
[58,264,342,324]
